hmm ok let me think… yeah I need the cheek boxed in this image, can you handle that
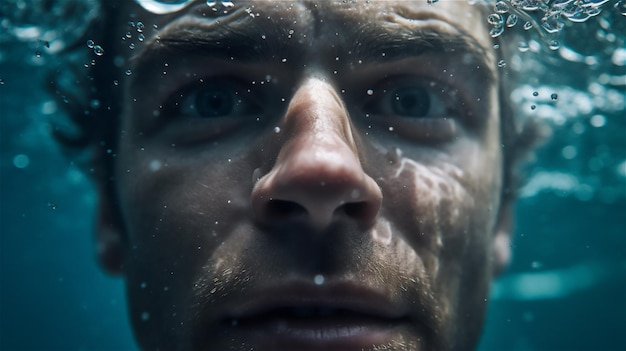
[378,151,500,281]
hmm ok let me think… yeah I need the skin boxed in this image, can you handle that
[96,1,512,350]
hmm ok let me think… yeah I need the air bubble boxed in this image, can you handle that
[497,59,507,68]
[86,39,95,48]
[367,89,374,96]
[490,25,504,38]
[273,126,281,133]
[138,33,145,42]
[530,104,537,110]
[314,274,325,285]
[494,1,508,13]
[125,69,133,76]
[518,41,530,52]
[532,91,539,97]
[13,154,30,169]
[523,21,533,30]
[506,14,518,27]
[549,40,560,50]
[93,45,104,56]
[551,93,558,101]
[136,21,145,32]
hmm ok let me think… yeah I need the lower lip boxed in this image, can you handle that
[225,317,417,351]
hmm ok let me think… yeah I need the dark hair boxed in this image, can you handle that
[50,2,545,209]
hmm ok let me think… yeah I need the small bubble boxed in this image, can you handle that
[314,274,325,285]
[141,312,150,321]
[523,21,533,30]
[494,1,508,13]
[366,89,374,96]
[532,91,539,97]
[273,126,281,133]
[125,69,133,76]
[561,145,577,159]
[13,154,30,168]
[140,282,147,288]
[129,43,135,50]
[138,33,145,42]
[497,59,506,68]
[590,114,606,128]
[35,50,41,57]
[86,39,95,48]
[530,104,537,110]
[113,80,119,86]
[518,41,529,52]
[94,45,105,56]
[48,202,57,210]
[550,93,558,101]
[136,21,144,32]
[125,31,132,39]
[388,126,394,132]
[548,40,560,50]
[506,14,518,27]
[0,78,4,85]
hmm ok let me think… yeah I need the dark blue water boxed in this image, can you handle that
[1,1,625,350]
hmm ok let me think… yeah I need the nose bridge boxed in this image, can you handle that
[283,78,357,155]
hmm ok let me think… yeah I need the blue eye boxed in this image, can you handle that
[366,81,449,119]
[391,87,431,117]
[194,87,235,118]
[173,80,260,118]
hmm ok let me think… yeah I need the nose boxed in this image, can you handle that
[251,78,382,230]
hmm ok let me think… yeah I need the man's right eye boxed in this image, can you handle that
[169,79,261,119]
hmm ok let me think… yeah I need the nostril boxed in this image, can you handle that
[341,202,369,220]
[266,199,308,221]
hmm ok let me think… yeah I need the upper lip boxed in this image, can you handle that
[221,280,410,322]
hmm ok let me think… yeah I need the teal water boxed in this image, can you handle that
[1,1,625,350]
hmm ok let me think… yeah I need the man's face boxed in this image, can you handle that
[100,1,510,350]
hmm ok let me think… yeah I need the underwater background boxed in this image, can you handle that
[1,0,625,350]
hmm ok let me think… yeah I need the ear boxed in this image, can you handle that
[95,185,126,275]
[492,200,513,277]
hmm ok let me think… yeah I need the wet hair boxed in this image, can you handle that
[50,1,544,210]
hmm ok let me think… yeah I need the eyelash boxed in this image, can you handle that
[166,78,261,119]
[363,78,458,119]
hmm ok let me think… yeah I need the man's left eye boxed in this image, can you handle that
[365,83,449,119]
[172,80,260,118]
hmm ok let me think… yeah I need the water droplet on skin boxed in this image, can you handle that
[314,274,325,285]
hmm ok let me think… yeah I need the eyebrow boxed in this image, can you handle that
[130,8,495,81]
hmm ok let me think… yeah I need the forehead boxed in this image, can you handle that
[122,0,493,55]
